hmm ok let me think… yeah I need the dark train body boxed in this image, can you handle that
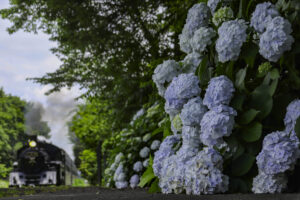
[9,138,78,187]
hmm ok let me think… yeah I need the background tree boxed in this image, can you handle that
[0,0,198,130]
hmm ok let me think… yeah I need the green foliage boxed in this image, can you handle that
[72,178,89,187]
[138,157,155,188]
[295,117,300,139]
[78,149,97,185]
[0,179,9,188]
[231,154,256,177]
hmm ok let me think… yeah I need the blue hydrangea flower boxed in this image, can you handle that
[139,147,150,158]
[250,2,280,34]
[152,60,181,96]
[159,155,186,194]
[181,52,202,74]
[114,153,124,163]
[252,173,287,194]
[150,140,161,150]
[284,99,300,133]
[184,148,228,195]
[130,174,140,189]
[165,73,201,111]
[179,3,211,53]
[207,0,221,13]
[256,131,300,175]
[200,105,236,146]
[216,19,248,63]
[133,161,143,172]
[203,76,235,109]
[115,181,128,189]
[181,126,201,148]
[153,135,181,178]
[191,27,216,54]
[180,97,208,126]
[143,159,149,167]
[259,16,294,62]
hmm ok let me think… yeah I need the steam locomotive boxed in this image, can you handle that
[9,137,78,187]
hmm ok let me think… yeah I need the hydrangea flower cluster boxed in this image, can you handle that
[284,99,300,134]
[164,73,201,114]
[150,140,161,150]
[153,135,181,178]
[191,27,216,54]
[133,161,143,172]
[216,19,248,63]
[203,76,235,109]
[129,174,140,189]
[200,76,237,147]
[250,2,280,34]
[250,2,294,62]
[179,3,211,54]
[253,100,300,193]
[212,7,234,26]
[184,148,229,195]
[113,164,128,189]
[259,16,294,62]
[152,60,181,97]
[180,97,207,126]
[139,147,150,158]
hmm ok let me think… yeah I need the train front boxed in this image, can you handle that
[9,139,58,187]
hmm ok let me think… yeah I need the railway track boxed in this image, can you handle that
[1,187,300,200]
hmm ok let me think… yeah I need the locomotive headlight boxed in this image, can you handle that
[29,140,37,148]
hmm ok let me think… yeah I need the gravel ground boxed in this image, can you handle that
[1,187,300,200]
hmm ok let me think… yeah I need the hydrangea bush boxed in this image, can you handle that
[147,0,300,195]
[105,0,300,195]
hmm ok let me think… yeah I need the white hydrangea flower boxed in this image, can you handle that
[191,27,216,54]
[115,153,124,163]
[152,60,181,96]
[216,19,248,63]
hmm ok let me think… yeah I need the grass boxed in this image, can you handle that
[0,180,9,188]
[72,178,89,187]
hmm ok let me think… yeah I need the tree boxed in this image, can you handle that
[0,0,198,130]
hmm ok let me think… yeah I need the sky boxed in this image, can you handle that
[0,0,81,159]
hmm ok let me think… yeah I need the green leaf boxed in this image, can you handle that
[148,178,161,193]
[226,61,235,80]
[231,93,245,111]
[295,117,300,140]
[238,109,260,125]
[235,68,247,91]
[241,122,262,142]
[245,0,254,18]
[198,55,209,86]
[138,165,155,187]
[163,120,171,139]
[231,153,256,176]
[241,43,258,68]
[249,85,273,120]
[151,127,163,137]
[238,0,245,18]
